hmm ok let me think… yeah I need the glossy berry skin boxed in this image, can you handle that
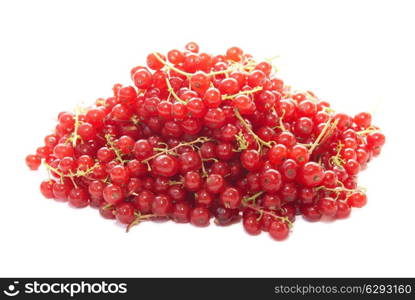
[115,202,136,224]
[99,204,116,219]
[133,139,153,160]
[336,202,351,219]
[178,150,202,173]
[133,191,154,214]
[220,187,241,209]
[172,201,191,223]
[26,154,41,170]
[190,206,210,227]
[133,69,153,89]
[216,142,235,161]
[184,171,202,191]
[97,147,115,163]
[78,123,96,140]
[354,112,372,129]
[335,113,353,131]
[268,144,288,167]
[203,108,226,129]
[289,145,309,165]
[317,197,337,217]
[36,146,51,159]
[190,72,210,95]
[260,169,282,193]
[195,189,214,206]
[52,182,71,202]
[279,159,298,182]
[40,180,55,199]
[241,150,261,171]
[347,192,367,208]
[248,70,266,87]
[151,154,178,177]
[279,182,297,203]
[88,180,105,199]
[110,165,130,185]
[103,184,124,205]
[243,215,261,235]
[219,78,239,95]
[294,117,314,137]
[68,187,90,208]
[167,49,184,64]
[152,194,173,216]
[226,46,243,62]
[203,88,221,108]
[146,53,165,70]
[213,206,239,226]
[269,220,289,241]
[53,143,74,159]
[206,174,225,194]
[300,162,324,187]
[344,159,360,175]
[366,132,385,151]
[262,194,281,210]
[185,41,199,53]
[277,131,297,148]
[116,136,135,154]
[301,204,322,222]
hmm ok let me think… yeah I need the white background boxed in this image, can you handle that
[0,0,414,277]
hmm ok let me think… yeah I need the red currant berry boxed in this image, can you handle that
[103,184,124,205]
[347,192,367,208]
[152,194,173,216]
[269,220,289,241]
[26,154,41,170]
[190,206,210,227]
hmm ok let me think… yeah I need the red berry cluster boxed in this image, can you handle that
[25,42,385,241]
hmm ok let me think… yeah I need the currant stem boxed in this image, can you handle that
[68,171,78,188]
[142,136,212,163]
[126,213,155,232]
[316,185,366,195]
[152,52,191,78]
[233,131,249,152]
[308,118,338,154]
[165,77,186,104]
[278,109,286,132]
[44,162,64,178]
[169,180,184,185]
[222,86,263,100]
[329,141,345,167]
[356,126,379,136]
[202,157,219,163]
[102,203,113,210]
[234,109,273,149]
[105,134,126,164]
[242,191,264,204]
[44,162,97,179]
[153,52,251,78]
[244,203,293,227]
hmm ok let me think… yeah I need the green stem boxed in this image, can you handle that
[105,134,126,164]
[142,136,211,163]
[222,86,263,100]
[308,118,336,154]
[152,53,192,78]
[234,109,273,149]
[165,77,186,104]
[72,106,80,147]
[243,203,293,227]
[242,191,264,204]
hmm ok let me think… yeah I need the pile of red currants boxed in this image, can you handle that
[25,42,385,241]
